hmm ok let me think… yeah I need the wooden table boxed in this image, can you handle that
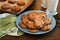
[0,0,60,40]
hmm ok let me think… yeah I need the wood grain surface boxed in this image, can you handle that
[30,0,42,10]
[0,0,60,40]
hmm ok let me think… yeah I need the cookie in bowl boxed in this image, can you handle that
[29,29,39,33]
[18,11,52,33]
[28,12,37,21]
[43,17,51,25]
[21,14,29,25]
[16,10,56,34]
[41,25,51,31]
[26,21,35,29]
[19,22,27,29]
[38,12,46,18]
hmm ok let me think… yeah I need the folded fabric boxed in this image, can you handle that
[0,14,24,38]
[0,15,16,27]
[0,31,7,38]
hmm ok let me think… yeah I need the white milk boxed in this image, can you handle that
[42,0,59,15]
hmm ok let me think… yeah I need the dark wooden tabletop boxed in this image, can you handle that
[0,0,60,40]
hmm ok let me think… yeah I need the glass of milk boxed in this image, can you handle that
[42,0,59,16]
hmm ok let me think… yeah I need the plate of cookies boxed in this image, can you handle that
[0,0,34,14]
[16,10,56,35]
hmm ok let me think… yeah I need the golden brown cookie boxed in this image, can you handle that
[22,14,29,25]
[1,4,11,10]
[41,25,51,31]
[43,17,51,25]
[34,18,44,29]
[8,0,16,4]
[11,6,21,12]
[29,29,39,33]
[17,1,25,6]
[28,12,37,20]
[19,22,27,28]
[26,21,35,29]
[38,12,46,18]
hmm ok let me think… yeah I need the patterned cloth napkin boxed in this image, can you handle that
[0,13,24,38]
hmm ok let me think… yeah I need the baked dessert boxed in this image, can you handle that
[28,12,37,20]
[19,12,51,33]
[41,25,51,31]
[8,0,16,4]
[29,29,39,33]
[19,22,27,28]
[38,12,46,18]
[1,4,11,10]
[26,21,35,29]
[17,1,25,6]
[22,14,29,25]
[34,18,44,29]
[0,0,33,14]
[43,17,51,25]
[11,6,21,12]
